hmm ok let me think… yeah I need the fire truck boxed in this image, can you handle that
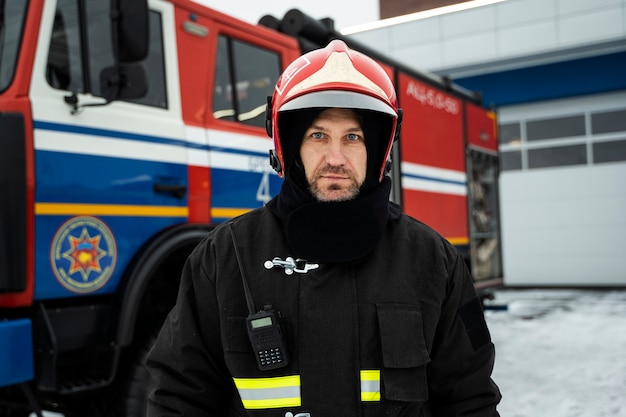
[0,0,502,415]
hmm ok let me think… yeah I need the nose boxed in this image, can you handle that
[324,139,347,166]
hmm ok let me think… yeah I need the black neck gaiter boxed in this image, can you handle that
[266,175,399,263]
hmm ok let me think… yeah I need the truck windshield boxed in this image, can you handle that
[0,1,28,93]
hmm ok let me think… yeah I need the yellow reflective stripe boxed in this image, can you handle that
[211,207,251,218]
[238,396,301,410]
[446,236,469,245]
[35,203,188,217]
[233,375,301,409]
[360,369,381,402]
[234,375,301,390]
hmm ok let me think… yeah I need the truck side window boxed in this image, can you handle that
[46,0,167,109]
[1,1,29,92]
[87,7,168,108]
[213,35,281,128]
[46,0,84,93]
[128,11,168,108]
[213,36,235,122]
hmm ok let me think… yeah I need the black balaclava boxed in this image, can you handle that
[266,108,402,263]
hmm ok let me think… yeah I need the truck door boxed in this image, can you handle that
[207,34,281,219]
[201,20,299,221]
[29,0,186,299]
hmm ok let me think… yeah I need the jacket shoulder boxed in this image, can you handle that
[389,213,462,265]
[395,214,449,243]
[187,207,278,265]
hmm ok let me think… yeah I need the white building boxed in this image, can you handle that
[345,0,626,286]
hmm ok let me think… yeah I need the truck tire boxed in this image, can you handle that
[121,335,156,417]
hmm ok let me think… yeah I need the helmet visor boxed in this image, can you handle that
[279,90,397,117]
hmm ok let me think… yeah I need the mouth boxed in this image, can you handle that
[321,174,349,181]
[318,167,352,181]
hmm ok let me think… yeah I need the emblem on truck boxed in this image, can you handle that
[50,216,117,293]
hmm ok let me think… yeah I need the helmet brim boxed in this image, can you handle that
[278,90,397,117]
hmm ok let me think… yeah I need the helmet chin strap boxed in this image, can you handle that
[269,149,282,175]
[265,95,273,138]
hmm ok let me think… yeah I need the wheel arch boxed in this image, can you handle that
[113,224,212,348]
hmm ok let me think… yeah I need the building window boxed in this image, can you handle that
[526,115,585,141]
[499,123,521,145]
[528,145,587,169]
[591,110,626,134]
[593,140,626,164]
[499,101,626,171]
[500,150,522,171]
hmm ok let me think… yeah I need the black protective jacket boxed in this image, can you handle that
[147,205,501,417]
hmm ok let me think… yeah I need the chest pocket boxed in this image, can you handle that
[376,303,430,402]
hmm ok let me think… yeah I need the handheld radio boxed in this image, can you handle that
[229,223,289,371]
[246,306,289,370]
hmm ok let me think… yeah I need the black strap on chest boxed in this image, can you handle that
[229,222,290,370]
[228,222,256,315]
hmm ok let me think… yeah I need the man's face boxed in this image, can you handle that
[300,108,367,202]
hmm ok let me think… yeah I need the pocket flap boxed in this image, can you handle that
[376,303,430,368]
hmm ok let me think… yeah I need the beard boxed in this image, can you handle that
[308,165,362,202]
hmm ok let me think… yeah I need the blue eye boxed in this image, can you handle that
[311,132,324,139]
[347,133,361,141]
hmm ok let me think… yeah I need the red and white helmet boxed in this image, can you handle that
[267,39,401,182]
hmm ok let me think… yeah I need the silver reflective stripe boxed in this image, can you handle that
[238,385,300,402]
[233,375,301,409]
[361,369,381,401]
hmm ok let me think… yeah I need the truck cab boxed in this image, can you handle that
[1,1,300,414]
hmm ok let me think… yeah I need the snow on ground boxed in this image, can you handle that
[484,288,626,417]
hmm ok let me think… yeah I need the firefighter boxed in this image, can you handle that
[146,40,501,417]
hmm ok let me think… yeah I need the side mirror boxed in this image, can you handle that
[100,63,148,100]
[112,0,149,62]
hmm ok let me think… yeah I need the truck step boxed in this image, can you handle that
[58,378,111,394]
